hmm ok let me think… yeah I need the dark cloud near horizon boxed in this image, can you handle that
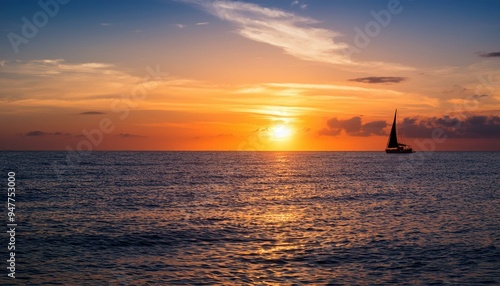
[479,52,500,58]
[319,115,500,138]
[79,111,106,115]
[115,133,146,138]
[349,77,406,84]
[401,115,500,138]
[25,131,71,136]
[319,116,387,137]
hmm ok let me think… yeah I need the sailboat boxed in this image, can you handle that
[385,109,414,153]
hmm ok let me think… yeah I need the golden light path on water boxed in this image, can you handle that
[8,151,500,284]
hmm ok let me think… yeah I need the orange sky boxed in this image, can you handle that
[1,0,499,151]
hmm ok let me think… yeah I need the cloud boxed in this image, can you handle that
[196,22,209,25]
[175,24,186,29]
[478,52,500,58]
[319,114,500,138]
[0,59,140,102]
[0,59,114,77]
[184,0,352,65]
[25,131,47,137]
[25,131,71,137]
[401,115,500,138]
[349,77,406,84]
[362,120,389,136]
[319,116,387,137]
[291,0,307,9]
[115,133,146,138]
[182,0,413,71]
[79,111,106,115]
[235,82,403,96]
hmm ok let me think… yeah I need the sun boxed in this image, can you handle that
[271,124,293,141]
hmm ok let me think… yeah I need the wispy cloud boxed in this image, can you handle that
[182,0,413,71]
[196,22,209,25]
[349,76,407,84]
[478,52,500,58]
[79,111,106,115]
[175,24,186,29]
[0,59,114,77]
[0,59,137,102]
[319,116,387,137]
[183,0,352,65]
[292,0,309,9]
[291,0,308,9]
[234,82,404,96]
[115,133,147,138]
[25,131,71,137]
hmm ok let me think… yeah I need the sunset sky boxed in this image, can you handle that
[1,0,499,150]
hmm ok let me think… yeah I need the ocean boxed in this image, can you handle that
[1,151,499,285]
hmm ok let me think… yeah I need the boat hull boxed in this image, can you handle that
[385,148,414,153]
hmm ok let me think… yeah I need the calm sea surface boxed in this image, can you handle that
[1,151,499,285]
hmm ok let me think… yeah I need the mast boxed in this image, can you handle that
[387,109,399,148]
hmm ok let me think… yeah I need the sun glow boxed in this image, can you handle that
[271,124,293,141]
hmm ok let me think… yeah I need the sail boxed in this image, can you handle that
[387,110,399,148]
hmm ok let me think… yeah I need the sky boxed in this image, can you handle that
[0,0,499,151]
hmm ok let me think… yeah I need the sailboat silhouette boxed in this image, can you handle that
[385,109,414,153]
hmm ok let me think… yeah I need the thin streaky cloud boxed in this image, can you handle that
[479,52,500,58]
[1,59,114,76]
[291,0,307,9]
[25,131,48,137]
[349,77,407,84]
[182,0,414,71]
[24,131,71,137]
[263,82,403,95]
[196,22,209,25]
[183,0,353,65]
[115,133,147,138]
[79,111,106,115]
